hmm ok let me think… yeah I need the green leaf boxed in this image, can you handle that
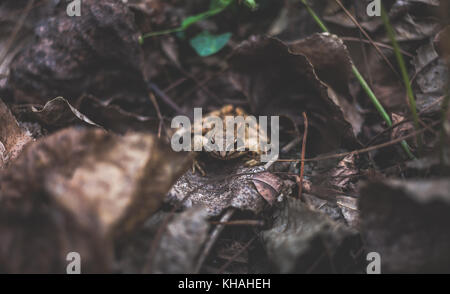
[189,31,232,57]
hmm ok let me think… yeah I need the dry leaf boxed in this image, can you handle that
[0,99,32,168]
[252,172,286,206]
[261,197,361,273]
[0,127,192,273]
[360,178,450,273]
[229,35,358,153]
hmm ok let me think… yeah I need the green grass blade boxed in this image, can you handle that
[381,4,422,150]
[300,0,415,159]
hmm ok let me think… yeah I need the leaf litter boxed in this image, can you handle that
[0,0,449,273]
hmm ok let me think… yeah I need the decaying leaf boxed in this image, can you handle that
[289,33,363,135]
[7,0,148,114]
[360,179,450,273]
[77,94,159,134]
[0,98,32,168]
[151,206,210,274]
[167,160,295,217]
[391,113,415,143]
[252,172,287,206]
[434,26,450,65]
[229,35,358,154]
[302,193,345,223]
[0,127,192,273]
[412,39,449,114]
[336,196,359,228]
[12,97,101,130]
[261,197,361,273]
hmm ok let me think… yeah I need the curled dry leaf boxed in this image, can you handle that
[327,153,359,192]
[251,172,287,206]
[229,35,358,154]
[391,113,414,142]
[77,94,159,134]
[360,179,450,273]
[260,197,361,273]
[289,33,363,135]
[11,95,159,135]
[13,97,101,130]
[0,127,192,273]
[0,99,32,168]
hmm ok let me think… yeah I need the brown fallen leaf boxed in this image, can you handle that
[336,195,359,228]
[252,171,287,206]
[391,113,414,142]
[229,35,358,154]
[0,127,192,273]
[412,39,449,115]
[7,0,147,114]
[0,99,32,168]
[360,178,450,273]
[12,96,101,131]
[434,25,450,66]
[167,159,295,217]
[260,197,361,273]
[150,206,210,274]
[289,33,363,135]
[77,94,159,134]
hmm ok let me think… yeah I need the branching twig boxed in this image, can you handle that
[194,208,235,273]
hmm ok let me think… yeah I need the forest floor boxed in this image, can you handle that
[0,0,449,273]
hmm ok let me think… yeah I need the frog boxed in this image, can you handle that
[191,104,269,175]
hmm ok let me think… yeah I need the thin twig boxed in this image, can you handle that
[277,120,440,163]
[298,112,308,199]
[177,66,229,105]
[0,0,35,67]
[148,92,165,138]
[334,0,400,78]
[163,77,189,93]
[148,82,191,118]
[209,220,264,226]
[194,209,235,274]
[218,236,257,274]
[340,37,414,57]
[440,90,450,164]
